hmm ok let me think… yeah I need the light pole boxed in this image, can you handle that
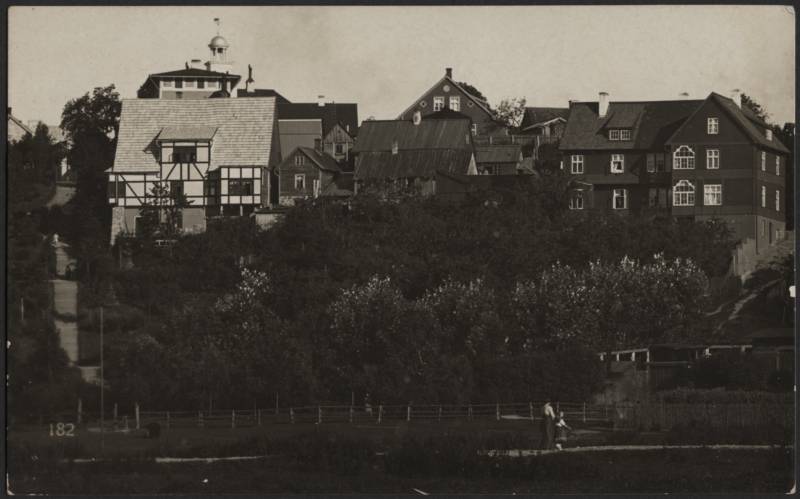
[100,306,104,454]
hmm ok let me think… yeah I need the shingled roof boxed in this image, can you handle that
[111,97,276,173]
[475,144,522,164]
[296,146,341,172]
[698,93,789,154]
[560,99,703,151]
[277,102,358,137]
[520,107,569,130]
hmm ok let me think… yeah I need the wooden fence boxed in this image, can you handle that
[43,401,793,432]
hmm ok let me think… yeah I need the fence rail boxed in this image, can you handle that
[35,400,793,432]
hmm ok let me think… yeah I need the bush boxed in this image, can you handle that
[145,422,161,439]
[656,388,792,404]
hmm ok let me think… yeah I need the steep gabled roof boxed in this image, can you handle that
[706,93,788,153]
[398,75,494,119]
[560,99,703,151]
[321,172,354,197]
[277,102,358,137]
[520,107,569,130]
[8,113,33,136]
[297,146,341,172]
[112,97,276,173]
[353,119,473,153]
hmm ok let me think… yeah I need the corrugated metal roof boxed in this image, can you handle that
[112,97,276,173]
[353,119,473,153]
[354,149,473,179]
[158,125,218,141]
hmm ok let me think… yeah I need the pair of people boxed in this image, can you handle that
[540,399,571,450]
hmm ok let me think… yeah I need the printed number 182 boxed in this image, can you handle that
[49,422,76,437]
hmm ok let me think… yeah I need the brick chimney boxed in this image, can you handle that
[598,92,609,118]
[445,67,453,79]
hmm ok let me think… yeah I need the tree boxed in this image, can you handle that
[137,181,193,239]
[492,97,527,128]
[741,93,770,123]
[457,81,487,102]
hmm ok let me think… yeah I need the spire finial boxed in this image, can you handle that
[214,17,220,35]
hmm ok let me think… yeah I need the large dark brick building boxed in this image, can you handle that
[560,91,789,252]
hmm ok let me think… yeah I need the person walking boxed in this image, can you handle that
[539,399,556,450]
[554,411,572,450]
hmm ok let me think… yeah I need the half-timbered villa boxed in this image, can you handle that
[108,97,278,240]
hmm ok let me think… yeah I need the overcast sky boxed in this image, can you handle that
[8,5,796,127]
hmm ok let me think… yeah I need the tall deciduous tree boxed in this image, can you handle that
[493,97,527,128]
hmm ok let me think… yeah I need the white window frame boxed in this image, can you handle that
[449,96,461,112]
[761,151,766,171]
[706,149,719,169]
[673,179,696,206]
[646,153,655,173]
[673,145,695,170]
[776,156,780,176]
[571,154,584,174]
[162,79,174,88]
[569,192,584,210]
[620,129,631,141]
[294,155,305,166]
[610,154,624,173]
[612,188,628,210]
[184,79,195,88]
[609,129,620,141]
[471,124,478,136]
[703,184,722,206]
[294,174,306,191]
[775,189,780,212]
[707,117,719,135]
[313,178,321,198]
[433,96,445,112]
[761,185,766,208]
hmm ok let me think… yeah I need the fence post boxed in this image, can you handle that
[231,409,236,429]
[468,404,473,421]
[529,402,534,423]
[583,402,586,423]
[77,398,82,425]
[406,405,411,422]
[290,407,295,424]
[438,406,442,422]
[113,403,118,422]
[349,405,354,423]
[496,403,500,421]
[123,415,129,431]
[198,411,204,428]
[135,403,140,430]
[318,406,322,424]
[377,405,383,424]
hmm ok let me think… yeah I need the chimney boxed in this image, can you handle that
[246,64,255,93]
[412,111,422,125]
[185,62,189,69]
[731,88,742,108]
[598,92,609,118]
[445,67,452,79]
[317,95,325,107]
[679,92,689,100]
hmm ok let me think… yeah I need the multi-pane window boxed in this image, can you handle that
[449,96,460,112]
[761,185,766,207]
[171,146,197,163]
[175,79,183,89]
[673,145,695,169]
[703,184,722,206]
[646,154,655,173]
[706,149,720,169]
[294,174,306,191]
[203,179,218,197]
[776,190,780,212]
[776,156,780,176]
[184,80,195,88]
[620,129,631,141]
[228,179,254,196]
[197,79,205,89]
[761,151,766,171]
[294,154,305,166]
[335,143,345,155]
[433,96,445,111]
[107,180,124,198]
[571,155,584,174]
[610,154,624,173]
[656,153,666,172]
[609,129,620,141]
[162,80,174,88]
[673,179,695,206]
[612,188,628,210]
[470,124,478,136]
[707,117,719,134]
[569,192,584,210]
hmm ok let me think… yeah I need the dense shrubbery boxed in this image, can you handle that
[656,388,793,404]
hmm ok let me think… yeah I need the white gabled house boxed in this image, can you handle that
[108,97,280,242]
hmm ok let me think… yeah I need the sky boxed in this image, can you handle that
[8,5,796,127]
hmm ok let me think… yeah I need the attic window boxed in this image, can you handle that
[433,96,445,112]
[620,130,631,141]
[392,140,399,155]
[766,129,773,141]
[707,117,719,135]
[609,129,620,141]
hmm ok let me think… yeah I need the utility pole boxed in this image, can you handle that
[100,306,104,454]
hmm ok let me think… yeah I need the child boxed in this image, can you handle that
[554,411,571,450]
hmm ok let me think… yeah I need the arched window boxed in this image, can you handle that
[673,179,695,206]
[673,145,695,169]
